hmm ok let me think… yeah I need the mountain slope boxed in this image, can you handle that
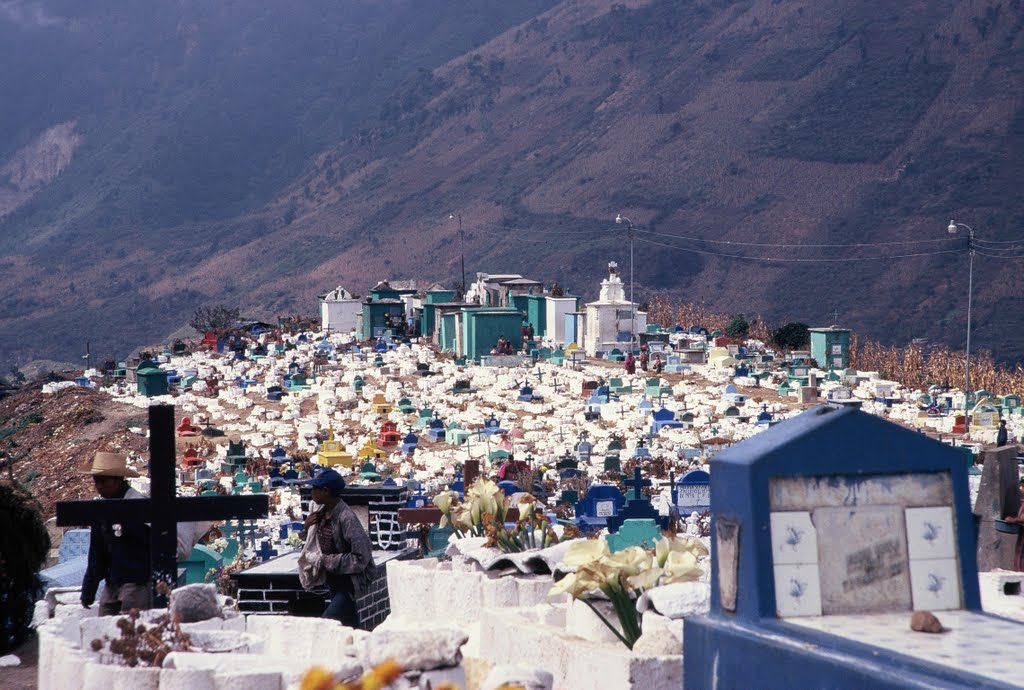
[1,0,1023,367]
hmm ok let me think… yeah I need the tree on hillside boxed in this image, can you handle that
[189,305,240,334]
[773,322,810,350]
[725,314,750,338]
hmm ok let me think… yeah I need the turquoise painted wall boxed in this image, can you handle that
[439,313,457,352]
[463,309,524,360]
[810,329,851,369]
[422,291,457,336]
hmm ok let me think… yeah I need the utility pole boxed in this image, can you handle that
[616,214,635,353]
[947,220,975,431]
[451,213,466,298]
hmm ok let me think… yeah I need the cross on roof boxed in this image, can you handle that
[624,466,652,501]
[56,405,269,607]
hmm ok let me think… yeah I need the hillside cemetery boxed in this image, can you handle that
[27,266,1024,689]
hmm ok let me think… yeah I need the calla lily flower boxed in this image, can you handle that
[662,550,703,584]
[432,491,455,513]
[563,538,610,567]
[600,546,651,577]
[547,572,581,598]
[626,567,663,591]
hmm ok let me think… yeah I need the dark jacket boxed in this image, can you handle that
[317,499,376,597]
[81,487,151,604]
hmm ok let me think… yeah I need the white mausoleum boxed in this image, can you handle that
[584,262,646,356]
[319,286,362,334]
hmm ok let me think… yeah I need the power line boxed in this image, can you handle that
[473,221,613,236]
[633,227,963,249]
[966,236,1024,244]
[973,249,1024,259]
[633,235,965,262]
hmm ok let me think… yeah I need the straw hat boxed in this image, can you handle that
[80,451,140,478]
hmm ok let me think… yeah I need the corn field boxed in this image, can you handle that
[647,296,1024,396]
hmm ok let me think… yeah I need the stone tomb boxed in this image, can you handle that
[685,405,1024,689]
[676,469,710,515]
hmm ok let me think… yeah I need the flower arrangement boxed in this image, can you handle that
[548,536,708,649]
[209,537,229,553]
[301,660,460,690]
[286,531,304,548]
[206,554,257,599]
[432,478,574,553]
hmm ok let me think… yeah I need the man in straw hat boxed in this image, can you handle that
[79,450,153,615]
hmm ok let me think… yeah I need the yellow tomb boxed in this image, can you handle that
[371,393,392,415]
[317,429,354,467]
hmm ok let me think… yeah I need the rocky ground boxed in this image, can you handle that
[0,379,149,518]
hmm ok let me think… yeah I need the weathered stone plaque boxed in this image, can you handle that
[814,504,911,613]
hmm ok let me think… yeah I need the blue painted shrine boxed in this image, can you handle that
[683,405,1024,689]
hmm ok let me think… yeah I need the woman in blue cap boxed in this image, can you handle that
[304,468,375,626]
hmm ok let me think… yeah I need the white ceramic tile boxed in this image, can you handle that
[905,506,956,560]
[909,557,961,611]
[770,511,818,565]
[773,563,822,617]
[787,611,1024,687]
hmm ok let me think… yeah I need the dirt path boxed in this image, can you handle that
[2,634,38,690]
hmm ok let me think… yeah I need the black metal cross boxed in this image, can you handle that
[623,466,652,501]
[56,405,269,607]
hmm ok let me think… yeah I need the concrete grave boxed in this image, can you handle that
[686,405,1024,689]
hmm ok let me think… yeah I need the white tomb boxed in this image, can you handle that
[583,262,646,357]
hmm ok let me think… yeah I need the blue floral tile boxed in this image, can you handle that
[773,563,822,617]
[905,506,955,560]
[770,511,818,565]
[909,557,961,611]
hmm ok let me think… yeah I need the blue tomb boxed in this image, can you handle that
[574,484,625,533]
[683,405,1024,689]
[676,469,710,514]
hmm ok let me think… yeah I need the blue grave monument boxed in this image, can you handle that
[574,484,625,534]
[676,469,710,515]
[606,467,669,533]
[426,414,446,441]
[651,407,684,434]
[401,430,419,455]
[683,405,1024,689]
[482,415,506,435]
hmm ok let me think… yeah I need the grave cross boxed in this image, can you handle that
[255,540,279,562]
[624,466,652,501]
[56,405,269,607]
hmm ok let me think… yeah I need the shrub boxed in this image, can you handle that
[773,322,810,350]
[0,482,50,652]
[725,314,750,338]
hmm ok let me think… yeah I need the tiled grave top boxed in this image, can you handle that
[786,611,1024,687]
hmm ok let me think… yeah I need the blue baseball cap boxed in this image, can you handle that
[310,468,346,496]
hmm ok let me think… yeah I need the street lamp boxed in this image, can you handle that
[947,219,975,422]
[615,214,635,353]
[450,213,466,299]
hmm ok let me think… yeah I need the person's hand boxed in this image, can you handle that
[81,596,93,609]
[303,511,319,529]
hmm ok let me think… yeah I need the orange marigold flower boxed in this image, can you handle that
[300,666,339,690]
[359,659,403,690]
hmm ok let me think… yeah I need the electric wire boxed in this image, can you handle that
[632,235,965,262]
[632,227,963,249]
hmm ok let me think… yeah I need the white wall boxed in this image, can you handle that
[545,297,577,346]
[321,300,361,334]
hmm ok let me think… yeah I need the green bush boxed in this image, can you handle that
[0,482,50,652]
[773,322,810,350]
[725,314,750,338]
